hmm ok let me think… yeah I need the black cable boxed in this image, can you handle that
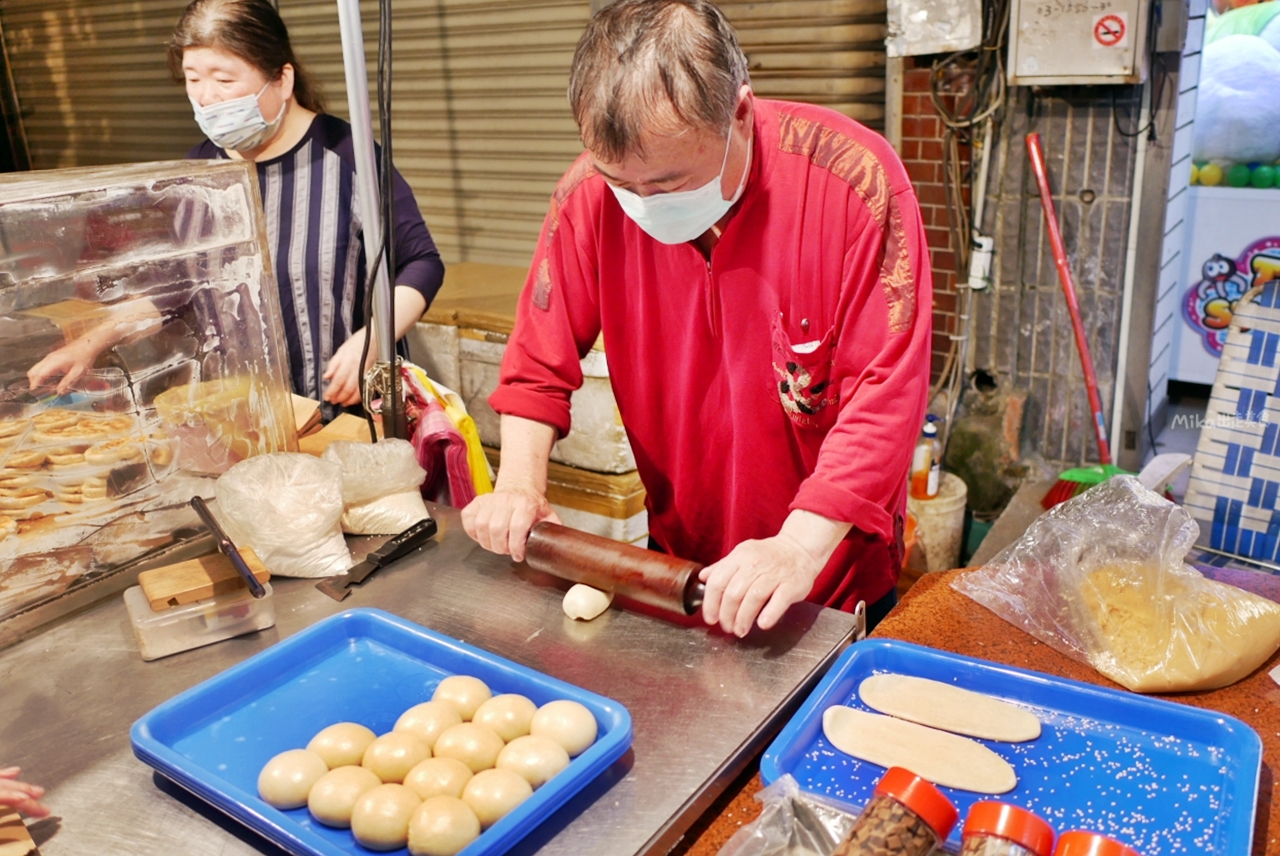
[1112,1,1167,141]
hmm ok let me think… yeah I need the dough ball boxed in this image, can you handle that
[258,748,329,809]
[351,783,422,851]
[472,693,537,742]
[530,699,598,757]
[432,723,505,773]
[408,795,481,856]
[404,757,474,801]
[307,765,382,827]
[307,722,377,769]
[395,701,463,751]
[562,583,613,620]
[432,675,492,721]
[497,735,570,789]
[362,732,431,784]
[461,768,533,828]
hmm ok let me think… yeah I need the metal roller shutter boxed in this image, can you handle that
[281,0,591,266]
[0,1,885,264]
[0,0,201,168]
[722,0,887,127]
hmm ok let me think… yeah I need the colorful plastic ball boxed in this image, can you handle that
[1199,163,1224,186]
[1190,163,1200,185]
[1252,164,1276,188]
[1228,163,1252,187]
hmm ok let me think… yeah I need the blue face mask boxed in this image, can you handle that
[607,129,752,245]
[190,81,286,152]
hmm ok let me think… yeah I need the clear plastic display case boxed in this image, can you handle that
[0,160,296,622]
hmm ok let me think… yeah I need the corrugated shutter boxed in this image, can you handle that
[0,0,201,168]
[722,0,887,128]
[0,1,885,264]
[282,0,591,266]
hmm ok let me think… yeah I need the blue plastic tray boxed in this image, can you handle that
[131,608,633,856]
[761,640,1261,855]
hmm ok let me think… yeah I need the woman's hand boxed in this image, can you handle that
[0,767,49,818]
[27,338,101,395]
[322,330,374,406]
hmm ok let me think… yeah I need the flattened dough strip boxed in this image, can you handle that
[858,673,1041,742]
[822,706,1018,794]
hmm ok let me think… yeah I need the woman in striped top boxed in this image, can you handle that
[169,0,444,410]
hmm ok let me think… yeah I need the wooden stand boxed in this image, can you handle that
[136,550,270,611]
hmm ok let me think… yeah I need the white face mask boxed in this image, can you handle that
[608,127,751,245]
[190,80,286,152]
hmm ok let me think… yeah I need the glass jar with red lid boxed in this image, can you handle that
[1052,830,1140,856]
[833,767,959,856]
[959,801,1055,856]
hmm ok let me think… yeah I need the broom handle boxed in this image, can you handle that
[1025,133,1113,466]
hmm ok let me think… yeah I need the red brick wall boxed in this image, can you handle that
[899,60,971,383]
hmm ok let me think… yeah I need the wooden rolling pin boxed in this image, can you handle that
[523,522,706,616]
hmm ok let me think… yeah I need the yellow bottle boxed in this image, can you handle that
[910,422,941,500]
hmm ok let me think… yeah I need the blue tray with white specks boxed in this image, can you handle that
[761,640,1261,855]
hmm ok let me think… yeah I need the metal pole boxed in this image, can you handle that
[336,0,398,434]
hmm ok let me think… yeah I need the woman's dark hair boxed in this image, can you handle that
[167,0,326,114]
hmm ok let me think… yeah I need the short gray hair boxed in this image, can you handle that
[568,0,750,162]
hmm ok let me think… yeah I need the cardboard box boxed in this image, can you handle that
[485,447,647,546]
[409,263,637,475]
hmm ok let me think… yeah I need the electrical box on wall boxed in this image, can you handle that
[1008,0,1152,85]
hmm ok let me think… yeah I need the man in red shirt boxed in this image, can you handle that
[462,0,931,637]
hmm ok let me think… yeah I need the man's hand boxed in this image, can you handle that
[0,767,49,818]
[461,484,561,562]
[322,330,374,406]
[699,509,852,637]
[698,533,826,637]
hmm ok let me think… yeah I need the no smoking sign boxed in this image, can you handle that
[1093,12,1128,48]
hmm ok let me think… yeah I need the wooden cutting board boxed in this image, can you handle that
[136,549,270,611]
[298,413,376,457]
[0,811,37,856]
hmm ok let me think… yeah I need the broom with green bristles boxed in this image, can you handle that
[1026,133,1130,510]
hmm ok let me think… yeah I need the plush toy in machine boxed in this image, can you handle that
[1192,33,1280,165]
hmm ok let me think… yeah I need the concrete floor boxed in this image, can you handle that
[1149,389,1210,502]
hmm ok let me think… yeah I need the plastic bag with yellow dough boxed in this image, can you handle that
[953,476,1280,693]
[1080,563,1280,692]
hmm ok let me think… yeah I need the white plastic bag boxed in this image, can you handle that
[322,439,429,534]
[214,452,352,578]
[953,476,1280,692]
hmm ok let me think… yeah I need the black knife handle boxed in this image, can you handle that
[368,517,438,568]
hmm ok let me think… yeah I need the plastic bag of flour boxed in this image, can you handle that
[322,439,429,535]
[214,452,352,578]
[953,475,1280,692]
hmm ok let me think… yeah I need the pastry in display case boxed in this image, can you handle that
[0,160,296,622]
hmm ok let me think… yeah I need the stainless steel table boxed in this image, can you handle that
[0,505,856,856]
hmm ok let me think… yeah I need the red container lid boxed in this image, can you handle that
[963,802,1055,856]
[873,767,959,839]
[1052,830,1140,856]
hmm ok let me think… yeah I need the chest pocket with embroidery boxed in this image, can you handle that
[771,312,837,429]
